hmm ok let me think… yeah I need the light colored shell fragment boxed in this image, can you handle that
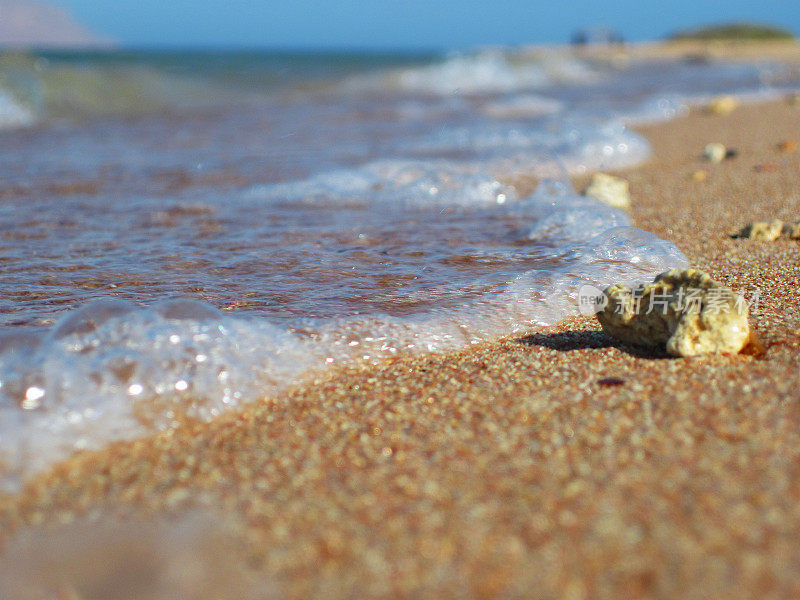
[735,219,800,241]
[597,269,750,357]
[582,173,631,209]
[703,142,727,164]
[705,95,739,115]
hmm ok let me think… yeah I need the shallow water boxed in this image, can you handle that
[0,47,798,489]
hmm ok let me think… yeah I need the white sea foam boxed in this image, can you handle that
[344,48,599,96]
[247,159,519,207]
[396,50,550,95]
[0,90,36,129]
[404,119,650,175]
[621,94,690,125]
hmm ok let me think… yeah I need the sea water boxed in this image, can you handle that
[0,47,797,490]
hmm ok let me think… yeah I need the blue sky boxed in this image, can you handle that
[57,0,800,50]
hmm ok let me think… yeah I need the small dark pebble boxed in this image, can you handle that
[597,377,626,387]
[754,163,779,173]
[725,149,738,159]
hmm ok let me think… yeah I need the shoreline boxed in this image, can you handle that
[527,38,800,64]
[3,96,800,596]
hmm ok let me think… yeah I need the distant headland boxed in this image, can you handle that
[669,22,795,42]
[0,0,112,48]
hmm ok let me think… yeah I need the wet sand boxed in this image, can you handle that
[2,96,800,598]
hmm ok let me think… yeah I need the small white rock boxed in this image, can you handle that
[703,142,727,164]
[583,173,631,209]
[705,95,739,115]
[735,220,785,241]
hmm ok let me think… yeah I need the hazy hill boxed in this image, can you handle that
[0,0,112,48]
[670,22,795,42]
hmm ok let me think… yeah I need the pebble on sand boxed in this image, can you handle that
[703,142,728,164]
[778,140,797,153]
[582,173,631,209]
[705,95,739,115]
[690,169,708,182]
[597,269,751,357]
[734,219,800,240]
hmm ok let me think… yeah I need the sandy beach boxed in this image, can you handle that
[2,77,800,598]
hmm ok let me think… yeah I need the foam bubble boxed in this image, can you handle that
[403,119,650,176]
[524,181,632,242]
[622,94,690,126]
[0,305,314,491]
[248,159,518,207]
